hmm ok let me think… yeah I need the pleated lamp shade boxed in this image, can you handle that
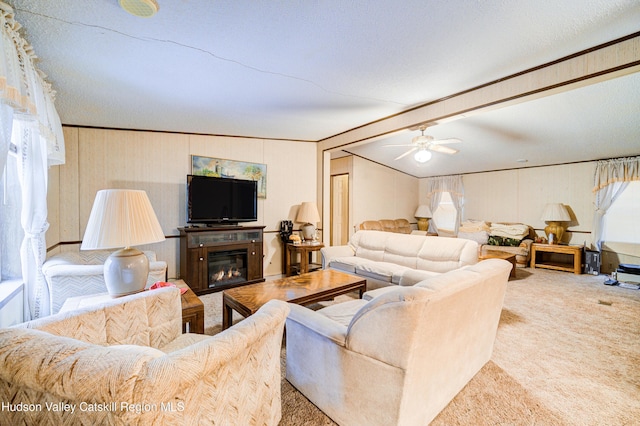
[540,203,571,244]
[81,189,165,297]
[540,203,570,222]
[296,201,320,241]
[81,189,165,250]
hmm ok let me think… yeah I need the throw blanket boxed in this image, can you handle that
[459,220,490,233]
[489,223,530,240]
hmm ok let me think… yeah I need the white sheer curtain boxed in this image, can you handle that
[592,156,640,251]
[0,2,65,319]
[14,119,49,318]
[423,175,464,235]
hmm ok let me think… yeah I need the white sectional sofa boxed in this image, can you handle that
[321,230,479,290]
[285,258,512,426]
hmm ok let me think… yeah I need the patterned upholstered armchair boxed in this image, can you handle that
[42,250,167,315]
[0,287,289,425]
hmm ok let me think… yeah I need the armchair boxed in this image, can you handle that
[42,249,168,314]
[0,287,289,425]
[285,259,511,426]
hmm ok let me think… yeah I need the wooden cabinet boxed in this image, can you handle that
[179,226,265,295]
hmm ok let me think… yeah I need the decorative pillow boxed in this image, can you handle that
[488,235,522,247]
[458,230,489,245]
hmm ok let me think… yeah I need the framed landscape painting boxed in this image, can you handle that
[191,155,267,198]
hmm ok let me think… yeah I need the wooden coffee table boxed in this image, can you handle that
[222,269,366,329]
[479,249,517,278]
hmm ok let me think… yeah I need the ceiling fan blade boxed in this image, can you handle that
[383,143,415,147]
[394,147,417,160]
[431,138,462,145]
[429,144,459,155]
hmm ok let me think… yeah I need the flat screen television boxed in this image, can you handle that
[187,175,257,225]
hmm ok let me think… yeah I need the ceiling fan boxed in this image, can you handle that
[385,126,461,163]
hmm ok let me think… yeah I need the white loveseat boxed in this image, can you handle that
[42,250,168,315]
[286,259,512,426]
[321,230,479,290]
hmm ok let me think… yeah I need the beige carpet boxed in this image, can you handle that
[199,268,640,425]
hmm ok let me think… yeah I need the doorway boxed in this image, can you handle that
[330,174,349,246]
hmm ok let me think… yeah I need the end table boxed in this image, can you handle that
[285,242,324,276]
[530,243,582,274]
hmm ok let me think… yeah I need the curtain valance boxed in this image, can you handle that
[0,1,64,167]
[592,156,640,193]
[591,156,640,251]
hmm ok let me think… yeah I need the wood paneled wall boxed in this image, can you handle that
[350,157,418,231]
[47,127,317,278]
[458,162,595,245]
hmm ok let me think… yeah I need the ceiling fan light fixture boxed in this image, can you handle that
[119,0,159,18]
[414,149,432,163]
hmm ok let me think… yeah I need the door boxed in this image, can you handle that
[331,174,349,246]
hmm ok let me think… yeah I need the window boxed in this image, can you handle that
[0,151,23,281]
[603,180,640,244]
[432,191,457,234]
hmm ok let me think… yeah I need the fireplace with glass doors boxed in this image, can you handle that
[179,226,265,295]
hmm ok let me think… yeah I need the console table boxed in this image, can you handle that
[530,243,582,274]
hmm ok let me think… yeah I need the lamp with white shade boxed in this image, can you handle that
[540,203,571,244]
[296,201,320,241]
[81,189,165,297]
[414,205,433,231]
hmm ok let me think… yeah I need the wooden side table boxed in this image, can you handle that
[530,243,582,274]
[285,242,324,276]
[173,280,205,334]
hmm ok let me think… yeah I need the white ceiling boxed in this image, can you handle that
[9,0,640,177]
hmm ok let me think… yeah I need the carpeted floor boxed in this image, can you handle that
[199,268,640,425]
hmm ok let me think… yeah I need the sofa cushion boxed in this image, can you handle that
[353,231,393,262]
[354,261,411,284]
[318,299,368,327]
[330,259,357,273]
[416,237,478,273]
[381,234,425,269]
[330,256,379,274]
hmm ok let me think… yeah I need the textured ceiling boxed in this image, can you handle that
[8,0,640,177]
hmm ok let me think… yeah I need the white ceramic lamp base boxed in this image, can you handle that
[103,247,150,297]
[300,223,316,241]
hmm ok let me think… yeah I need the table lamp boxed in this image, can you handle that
[296,201,320,241]
[414,205,433,231]
[540,203,570,244]
[81,189,165,297]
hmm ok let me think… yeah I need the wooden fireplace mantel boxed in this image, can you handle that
[178,225,265,295]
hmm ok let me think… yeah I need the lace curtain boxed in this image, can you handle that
[423,175,464,235]
[1,1,65,319]
[592,156,640,251]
